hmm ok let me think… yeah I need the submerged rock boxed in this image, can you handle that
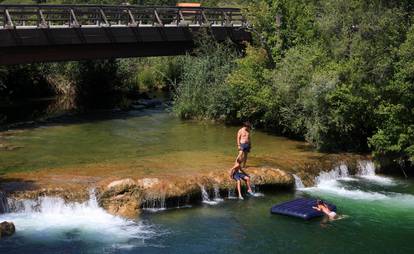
[0,221,15,238]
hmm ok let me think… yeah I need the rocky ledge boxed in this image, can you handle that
[98,167,294,218]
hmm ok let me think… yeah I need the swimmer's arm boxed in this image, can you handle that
[312,206,321,211]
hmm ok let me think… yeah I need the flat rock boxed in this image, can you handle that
[137,178,160,189]
[107,178,136,193]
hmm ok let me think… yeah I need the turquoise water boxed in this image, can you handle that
[1,173,413,254]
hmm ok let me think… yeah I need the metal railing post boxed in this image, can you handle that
[154,9,163,26]
[4,9,15,29]
[69,8,80,28]
[222,10,231,27]
[38,9,49,28]
[178,9,187,27]
[201,10,211,27]
[99,8,110,27]
[127,9,137,27]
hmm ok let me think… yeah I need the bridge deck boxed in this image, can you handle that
[0,4,251,64]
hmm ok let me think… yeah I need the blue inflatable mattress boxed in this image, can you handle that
[270,198,336,220]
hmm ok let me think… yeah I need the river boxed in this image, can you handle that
[0,103,413,253]
[0,164,413,253]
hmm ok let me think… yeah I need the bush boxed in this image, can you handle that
[172,38,239,120]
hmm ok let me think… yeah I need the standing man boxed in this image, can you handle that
[236,122,252,168]
[229,122,254,199]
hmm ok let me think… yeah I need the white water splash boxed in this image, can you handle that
[213,185,224,202]
[293,174,305,189]
[251,192,265,197]
[200,186,218,205]
[249,182,265,197]
[357,160,395,185]
[307,179,389,200]
[303,161,414,206]
[0,190,156,243]
[315,163,350,184]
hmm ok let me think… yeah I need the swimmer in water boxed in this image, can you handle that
[312,199,337,220]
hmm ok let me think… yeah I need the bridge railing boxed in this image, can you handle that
[0,4,247,29]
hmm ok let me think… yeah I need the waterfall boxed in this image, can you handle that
[0,191,9,213]
[357,160,394,185]
[6,189,100,214]
[293,174,305,189]
[200,185,218,205]
[315,163,349,184]
[213,185,223,202]
[142,192,166,212]
[357,160,376,176]
[0,189,156,243]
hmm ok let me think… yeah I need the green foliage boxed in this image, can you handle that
[224,45,272,125]
[369,24,414,163]
[172,38,239,120]
[172,0,414,171]
[120,57,182,91]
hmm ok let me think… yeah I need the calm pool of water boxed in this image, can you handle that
[0,107,321,177]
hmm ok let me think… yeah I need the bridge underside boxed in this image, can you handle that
[0,26,250,65]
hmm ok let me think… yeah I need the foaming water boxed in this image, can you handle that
[357,160,395,185]
[314,163,350,184]
[301,161,414,208]
[201,185,220,205]
[0,190,156,244]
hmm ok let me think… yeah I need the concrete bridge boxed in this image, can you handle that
[0,4,251,65]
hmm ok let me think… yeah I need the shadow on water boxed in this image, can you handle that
[0,93,170,132]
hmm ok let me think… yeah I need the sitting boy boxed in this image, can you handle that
[229,157,254,200]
